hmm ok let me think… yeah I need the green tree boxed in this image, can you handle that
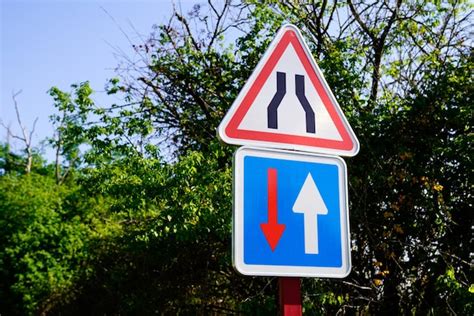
[0,171,109,315]
[48,82,93,184]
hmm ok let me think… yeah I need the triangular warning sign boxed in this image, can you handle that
[218,24,359,157]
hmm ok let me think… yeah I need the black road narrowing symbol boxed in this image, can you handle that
[267,72,286,130]
[267,71,316,134]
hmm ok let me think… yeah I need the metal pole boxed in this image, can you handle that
[279,277,302,316]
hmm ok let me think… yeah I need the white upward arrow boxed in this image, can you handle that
[292,173,328,254]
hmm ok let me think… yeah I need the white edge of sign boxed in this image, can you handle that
[218,24,360,157]
[232,146,352,278]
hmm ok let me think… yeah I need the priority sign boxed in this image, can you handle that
[233,147,351,278]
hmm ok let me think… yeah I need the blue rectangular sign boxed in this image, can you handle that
[233,147,351,277]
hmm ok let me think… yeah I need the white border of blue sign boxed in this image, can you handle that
[233,146,352,278]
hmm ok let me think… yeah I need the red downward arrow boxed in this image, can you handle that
[260,168,286,251]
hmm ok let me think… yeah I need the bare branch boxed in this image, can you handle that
[348,0,376,42]
[207,0,230,51]
[175,11,201,51]
[7,90,37,174]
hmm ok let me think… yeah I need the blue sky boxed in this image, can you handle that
[1,0,195,158]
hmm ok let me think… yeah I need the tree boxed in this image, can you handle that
[269,1,473,313]
[0,90,38,174]
[48,82,92,184]
[0,171,109,315]
[97,0,471,313]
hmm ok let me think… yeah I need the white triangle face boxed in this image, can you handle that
[238,44,343,141]
[218,24,359,157]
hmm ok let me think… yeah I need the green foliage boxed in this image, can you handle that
[0,143,25,175]
[435,266,474,314]
[0,172,108,315]
[345,52,473,314]
[48,82,94,185]
[48,145,277,314]
[0,143,50,176]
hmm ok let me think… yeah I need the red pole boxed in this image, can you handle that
[279,277,302,316]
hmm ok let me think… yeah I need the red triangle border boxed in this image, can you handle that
[224,28,355,152]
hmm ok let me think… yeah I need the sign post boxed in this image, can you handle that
[218,24,359,315]
[279,278,302,316]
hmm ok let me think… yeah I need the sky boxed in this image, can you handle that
[1,0,196,159]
